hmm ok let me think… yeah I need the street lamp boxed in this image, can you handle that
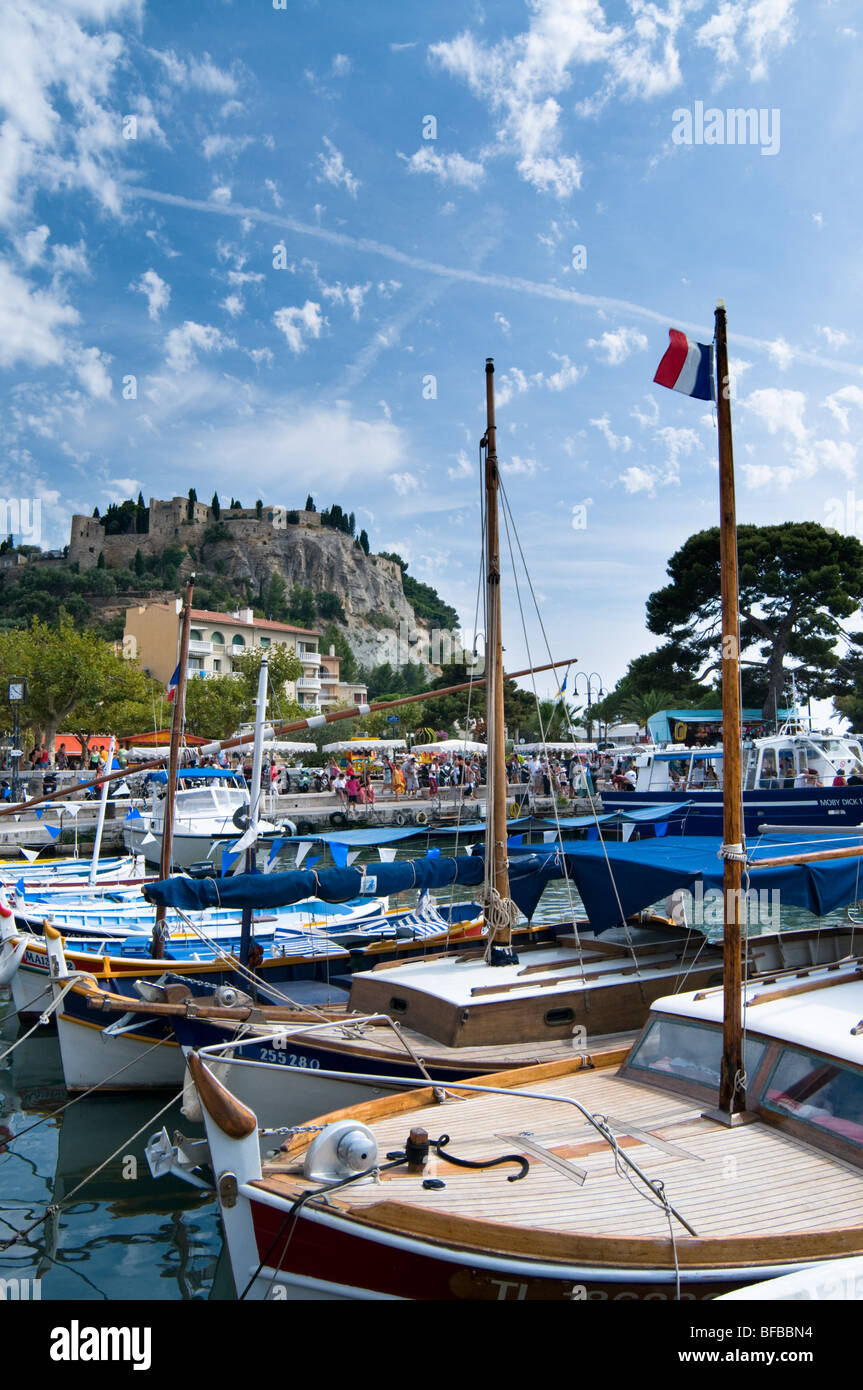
[572,671,605,743]
[7,678,27,802]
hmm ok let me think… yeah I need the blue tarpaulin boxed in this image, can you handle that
[507,835,863,933]
[143,853,559,922]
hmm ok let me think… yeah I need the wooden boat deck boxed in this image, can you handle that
[260,1066,863,1249]
[274,1019,637,1071]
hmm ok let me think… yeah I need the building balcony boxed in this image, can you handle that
[297,677,322,691]
[319,672,339,684]
[188,640,213,655]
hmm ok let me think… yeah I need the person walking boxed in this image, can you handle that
[392,761,405,801]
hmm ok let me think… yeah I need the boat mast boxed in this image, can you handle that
[153,575,195,957]
[715,304,746,1119]
[484,359,516,963]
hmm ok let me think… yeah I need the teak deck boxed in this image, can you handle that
[260,1064,863,1254]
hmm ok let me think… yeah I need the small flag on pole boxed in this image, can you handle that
[166,663,181,703]
[554,671,568,701]
[654,329,715,401]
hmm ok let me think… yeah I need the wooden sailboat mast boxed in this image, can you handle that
[715,304,746,1118]
[153,575,195,953]
[484,358,511,918]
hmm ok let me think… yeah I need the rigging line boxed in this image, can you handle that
[0,1086,184,1254]
[497,490,588,983]
[496,478,637,933]
[2,1024,182,1147]
[498,480,643,978]
[169,903,336,1021]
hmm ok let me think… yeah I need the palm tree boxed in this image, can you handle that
[616,688,677,733]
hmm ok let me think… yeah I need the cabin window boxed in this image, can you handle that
[626,1016,766,1096]
[389,997,408,1014]
[759,749,777,787]
[762,1048,863,1148]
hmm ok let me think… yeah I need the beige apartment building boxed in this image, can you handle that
[124,602,367,712]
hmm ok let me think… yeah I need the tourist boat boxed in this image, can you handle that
[121,766,289,869]
[600,719,863,835]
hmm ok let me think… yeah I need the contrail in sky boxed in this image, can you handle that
[130,186,861,378]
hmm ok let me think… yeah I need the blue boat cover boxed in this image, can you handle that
[146,768,246,785]
[507,834,863,934]
[143,852,559,922]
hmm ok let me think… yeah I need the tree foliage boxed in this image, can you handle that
[645,523,863,718]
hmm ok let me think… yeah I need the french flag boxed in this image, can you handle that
[166,662,181,703]
[654,329,715,401]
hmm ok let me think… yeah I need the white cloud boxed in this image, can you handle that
[331,53,351,76]
[766,335,794,370]
[817,325,851,350]
[316,137,360,197]
[399,147,485,188]
[264,178,282,208]
[221,293,244,318]
[130,268,170,321]
[619,465,660,495]
[590,414,632,452]
[745,387,808,442]
[494,312,511,335]
[824,386,863,433]
[542,353,582,391]
[496,367,530,408]
[151,48,238,95]
[0,259,79,368]
[210,184,232,205]
[587,326,648,366]
[695,0,796,81]
[448,449,473,481]
[52,241,89,276]
[392,472,418,495]
[202,133,254,161]
[15,225,50,266]
[272,301,325,353]
[74,345,112,400]
[314,277,371,320]
[164,321,235,372]
[502,455,539,477]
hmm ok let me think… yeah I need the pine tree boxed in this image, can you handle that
[96,551,105,569]
[359,528,370,555]
[187,488,198,522]
[211,492,221,520]
[134,548,145,577]
[255,499,263,520]
[305,495,316,512]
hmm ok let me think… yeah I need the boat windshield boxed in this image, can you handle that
[762,1048,863,1148]
[626,1016,766,1095]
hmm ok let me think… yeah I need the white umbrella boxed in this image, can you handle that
[323,738,407,752]
[412,739,487,754]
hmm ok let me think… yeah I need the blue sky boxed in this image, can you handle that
[2,0,862,708]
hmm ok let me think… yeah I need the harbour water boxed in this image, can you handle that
[0,834,853,1301]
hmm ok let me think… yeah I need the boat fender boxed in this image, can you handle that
[329,811,348,828]
[414,810,429,826]
[393,811,407,826]
[232,804,251,831]
[295,820,315,836]
[0,888,13,918]
[304,1121,379,1182]
[279,820,297,838]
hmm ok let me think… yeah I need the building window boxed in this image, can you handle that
[259,637,270,648]
[212,632,224,644]
[232,634,245,647]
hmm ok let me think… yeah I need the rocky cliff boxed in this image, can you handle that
[198,526,436,669]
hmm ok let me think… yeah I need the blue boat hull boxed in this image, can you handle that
[600,784,863,836]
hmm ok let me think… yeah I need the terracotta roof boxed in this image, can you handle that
[189,607,319,636]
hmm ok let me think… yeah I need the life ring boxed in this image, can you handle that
[507,802,520,818]
[414,810,429,826]
[329,811,348,828]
